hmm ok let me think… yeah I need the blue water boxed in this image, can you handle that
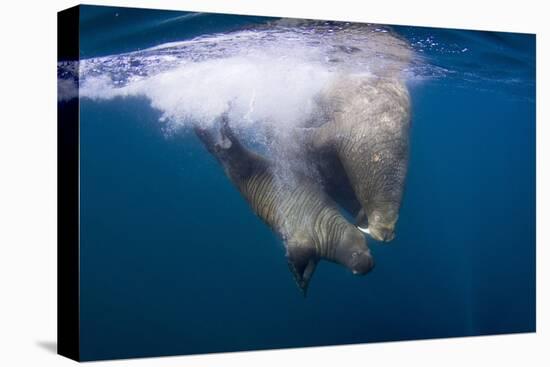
[66,5,535,361]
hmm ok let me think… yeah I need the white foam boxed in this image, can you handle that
[79,52,335,133]
[60,22,415,136]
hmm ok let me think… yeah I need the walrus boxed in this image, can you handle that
[194,116,374,294]
[303,76,411,242]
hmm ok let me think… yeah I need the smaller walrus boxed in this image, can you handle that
[194,115,374,295]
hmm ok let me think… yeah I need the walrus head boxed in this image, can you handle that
[286,227,374,296]
[333,227,375,275]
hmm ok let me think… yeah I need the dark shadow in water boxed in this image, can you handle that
[36,341,57,354]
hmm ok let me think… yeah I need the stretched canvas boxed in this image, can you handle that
[57,4,536,361]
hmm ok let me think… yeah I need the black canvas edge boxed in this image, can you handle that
[57,5,81,362]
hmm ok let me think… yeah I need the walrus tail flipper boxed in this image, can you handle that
[193,114,236,154]
[218,114,239,145]
[194,114,267,181]
[286,238,318,297]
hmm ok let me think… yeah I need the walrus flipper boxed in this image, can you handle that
[194,115,266,180]
[285,236,318,296]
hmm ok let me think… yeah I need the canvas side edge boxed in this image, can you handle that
[57,5,81,362]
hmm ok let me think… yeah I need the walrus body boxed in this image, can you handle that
[194,117,374,294]
[306,76,411,242]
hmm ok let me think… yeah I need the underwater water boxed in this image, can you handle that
[59,5,535,361]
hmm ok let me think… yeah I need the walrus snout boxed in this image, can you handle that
[350,251,375,275]
[334,228,374,275]
[358,209,398,242]
[368,225,396,242]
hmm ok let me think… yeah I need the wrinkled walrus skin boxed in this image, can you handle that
[306,76,411,242]
[194,117,374,295]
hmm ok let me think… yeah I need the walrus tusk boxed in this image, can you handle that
[357,226,370,235]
